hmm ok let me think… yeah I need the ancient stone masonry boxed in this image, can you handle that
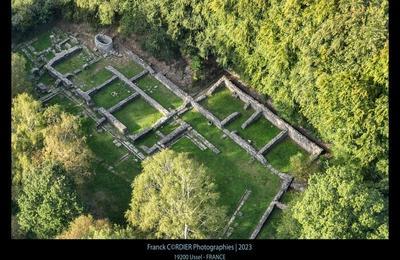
[154,72,193,102]
[98,107,128,134]
[129,70,149,82]
[241,110,262,129]
[275,201,288,210]
[107,93,139,114]
[106,66,170,115]
[125,50,155,74]
[258,130,288,155]
[195,94,207,103]
[221,112,240,126]
[128,128,152,142]
[191,102,222,128]
[220,76,323,157]
[185,128,221,154]
[157,122,190,148]
[45,46,82,88]
[95,34,113,53]
[206,77,225,96]
[75,88,92,105]
[249,177,293,239]
[220,189,252,238]
[39,88,62,103]
[86,75,118,96]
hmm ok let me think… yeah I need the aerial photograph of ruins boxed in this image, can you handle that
[11,0,388,240]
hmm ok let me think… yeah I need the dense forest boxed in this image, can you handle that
[12,0,388,239]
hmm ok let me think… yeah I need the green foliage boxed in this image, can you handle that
[57,214,139,239]
[11,53,30,96]
[125,149,226,239]
[12,94,92,192]
[292,164,388,239]
[17,161,83,238]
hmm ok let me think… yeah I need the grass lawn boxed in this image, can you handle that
[200,86,247,120]
[78,118,142,224]
[92,80,133,109]
[54,50,88,74]
[135,130,160,148]
[229,116,281,150]
[114,61,144,78]
[114,98,163,134]
[46,93,82,115]
[32,30,52,51]
[159,121,179,135]
[265,137,308,173]
[136,75,183,110]
[256,189,300,239]
[176,109,281,238]
[38,72,56,86]
[74,59,113,91]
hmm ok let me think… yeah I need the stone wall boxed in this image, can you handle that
[106,66,170,115]
[129,70,149,82]
[241,110,262,129]
[154,72,193,101]
[221,112,240,126]
[157,123,190,147]
[191,102,222,128]
[258,130,288,155]
[206,77,225,96]
[95,34,113,53]
[75,88,92,105]
[249,177,293,239]
[98,107,127,134]
[108,93,139,114]
[86,75,118,96]
[221,76,323,157]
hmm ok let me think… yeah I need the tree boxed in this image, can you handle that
[125,149,226,239]
[292,165,388,239]
[42,105,93,182]
[11,53,30,96]
[17,161,82,238]
[56,214,137,239]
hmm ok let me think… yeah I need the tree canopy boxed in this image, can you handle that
[125,149,226,239]
[17,161,82,238]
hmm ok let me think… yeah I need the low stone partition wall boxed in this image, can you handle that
[75,88,92,105]
[241,110,262,129]
[87,75,118,96]
[129,70,148,82]
[45,65,73,87]
[258,130,288,155]
[128,128,153,142]
[98,107,127,134]
[221,76,323,157]
[206,77,225,96]
[108,93,139,114]
[39,88,62,103]
[47,45,82,67]
[154,72,192,101]
[191,102,222,128]
[125,50,155,74]
[249,177,293,239]
[221,112,240,126]
[157,123,190,148]
[106,66,170,115]
[221,189,252,238]
[195,94,207,103]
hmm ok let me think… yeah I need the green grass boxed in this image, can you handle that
[265,138,308,173]
[31,31,52,51]
[159,121,179,135]
[45,51,55,61]
[256,208,284,239]
[92,80,133,109]
[114,61,144,78]
[78,118,142,224]
[114,98,163,134]
[200,86,247,120]
[46,94,82,115]
[136,75,183,110]
[176,109,281,238]
[54,50,88,74]
[38,72,56,86]
[74,59,113,91]
[135,131,160,148]
[229,116,281,150]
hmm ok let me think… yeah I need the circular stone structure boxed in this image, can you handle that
[94,34,113,53]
